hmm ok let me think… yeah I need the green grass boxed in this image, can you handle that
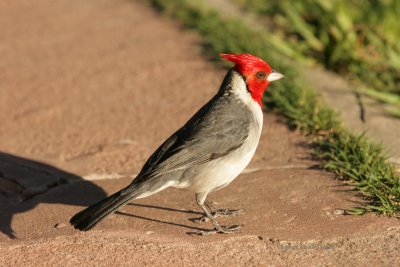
[233,0,400,114]
[315,132,400,215]
[234,0,400,97]
[147,0,400,216]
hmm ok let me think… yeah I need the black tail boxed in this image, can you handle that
[70,186,138,231]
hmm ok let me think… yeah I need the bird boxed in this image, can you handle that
[70,53,284,234]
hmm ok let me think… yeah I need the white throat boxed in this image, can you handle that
[230,72,264,129]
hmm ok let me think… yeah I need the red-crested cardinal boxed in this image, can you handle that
[70,53,284,234]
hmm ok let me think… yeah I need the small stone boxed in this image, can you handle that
[145,231,154,235]
[54,223,67,229]
[333,209,345,215]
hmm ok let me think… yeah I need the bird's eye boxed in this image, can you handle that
[256,71,266,80]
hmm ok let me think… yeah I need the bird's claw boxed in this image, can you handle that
[190,216,210,223]
[190,208,244,223]
[218,224,241,233]
[193,224,242,236]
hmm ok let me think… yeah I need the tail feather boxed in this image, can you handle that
[70,187,138,231]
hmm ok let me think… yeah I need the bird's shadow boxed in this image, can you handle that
[127,203,202,216]
[0,152,211,238]
[116,206,209,234]
[0,152,107,238]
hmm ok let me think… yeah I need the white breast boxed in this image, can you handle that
[175,73,264,193]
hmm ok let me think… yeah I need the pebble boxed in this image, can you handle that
[54,223,67,229]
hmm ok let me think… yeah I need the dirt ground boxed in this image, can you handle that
[0,0,399,266]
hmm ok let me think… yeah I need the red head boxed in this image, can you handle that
[220,53,284,107]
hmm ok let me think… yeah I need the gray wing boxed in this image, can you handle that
[134,95,252,184]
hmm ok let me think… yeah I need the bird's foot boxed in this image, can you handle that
[190,208,244,223]
[193,224,241,236]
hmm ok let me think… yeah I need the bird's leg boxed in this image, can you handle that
[194,193,241,235]
[191,200,243,223]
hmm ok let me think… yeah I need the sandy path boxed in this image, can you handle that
[0,0,399,265]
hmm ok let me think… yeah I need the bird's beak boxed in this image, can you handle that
[267,71,285,82]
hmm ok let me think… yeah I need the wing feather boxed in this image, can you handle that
[134,92,253,184]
